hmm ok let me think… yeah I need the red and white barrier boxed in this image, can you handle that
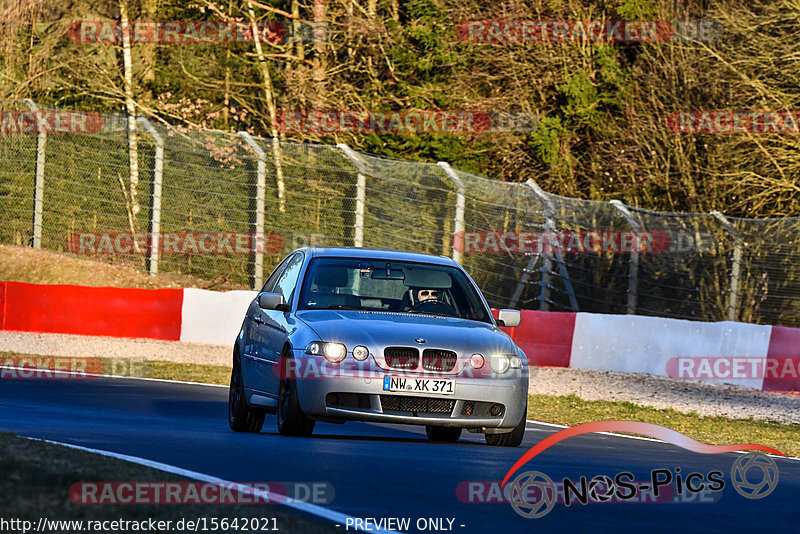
[1,281,798,394]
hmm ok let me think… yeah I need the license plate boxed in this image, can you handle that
[382,375,455,395]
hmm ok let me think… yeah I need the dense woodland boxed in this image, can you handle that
[1,0,798,217]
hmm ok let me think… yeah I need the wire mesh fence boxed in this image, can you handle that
[2,103,799,327]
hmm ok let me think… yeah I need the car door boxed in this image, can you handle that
[242,254,292,391]
[250,252,305,395]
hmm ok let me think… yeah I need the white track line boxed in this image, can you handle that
[24,437,398,533]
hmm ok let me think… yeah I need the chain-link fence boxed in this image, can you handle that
[2,104,799,327]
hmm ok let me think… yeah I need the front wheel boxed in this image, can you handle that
[228,351,265,433]
[485,404,526,447]
[277,363,315,437]
[425,426,462,443]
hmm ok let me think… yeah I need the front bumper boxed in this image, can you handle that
[292,350,528,430]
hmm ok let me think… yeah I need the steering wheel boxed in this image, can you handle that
[410,298,457,316]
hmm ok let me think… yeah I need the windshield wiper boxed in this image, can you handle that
[320,305,386,311]
[404,309,457,318]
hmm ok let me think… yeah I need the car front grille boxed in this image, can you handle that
[326,393,370,410]
[380,395,455,414]
[384,347,419,370]
[422,349,457,372]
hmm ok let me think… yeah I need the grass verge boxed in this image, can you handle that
[0,432,338,532]
[528,394,799,458]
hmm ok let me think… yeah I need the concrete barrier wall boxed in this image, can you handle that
[2,281,797,393]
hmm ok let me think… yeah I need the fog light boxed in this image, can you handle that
[470,354,485,369]
[353,345,369,361]
[328,393,340,406]
[490,404,503,416]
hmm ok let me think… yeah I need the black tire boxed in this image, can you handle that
[485,404,526,447]
[277,357,315,437]
[228,349,265,433]
[425,425,462,443]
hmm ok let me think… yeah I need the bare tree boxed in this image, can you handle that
[119,0,140,234]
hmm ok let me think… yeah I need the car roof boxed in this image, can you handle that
[298,247,458,267]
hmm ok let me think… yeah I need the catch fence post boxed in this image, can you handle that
[137,118,163,276]
[239,132,266,290]
[337,143,367,248]
[436,162,466,264]
[23,99,45,249]
[610,200,640,315]
[525,179,579,312]
[711,211,742,321]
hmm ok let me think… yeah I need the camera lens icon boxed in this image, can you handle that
[731,452,779,500]
[507,471,557,519]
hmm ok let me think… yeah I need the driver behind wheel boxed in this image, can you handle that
[417,288,439,302]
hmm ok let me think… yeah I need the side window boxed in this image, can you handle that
[273,253,304,305]
[261,255,293,293]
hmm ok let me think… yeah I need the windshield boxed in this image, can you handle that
[298,257,493,323]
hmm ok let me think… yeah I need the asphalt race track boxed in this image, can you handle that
[1,376,797,533]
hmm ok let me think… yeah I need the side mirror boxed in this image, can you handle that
[497,309,521,328]
[258,292,287,311]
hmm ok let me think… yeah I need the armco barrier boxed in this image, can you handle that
[0,281,183,340]
[498,309,575,367]
[1,281,797,393]
[764,326,800,393]
[569,313,773,391]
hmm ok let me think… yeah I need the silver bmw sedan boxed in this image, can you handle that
[229,247,529,446]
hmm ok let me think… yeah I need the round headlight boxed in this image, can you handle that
[470,353,485,369]
[323,343,347,363]
[306,342,322,355]
[490,355,510,374]
[353,345,369,361]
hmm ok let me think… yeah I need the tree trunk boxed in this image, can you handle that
[139,0,157,84]
[246,0,286,213]
[292,0,305,61]
[312,0,327,105]
[119,0,140,231]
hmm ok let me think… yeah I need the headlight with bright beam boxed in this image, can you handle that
[306,342,347,363]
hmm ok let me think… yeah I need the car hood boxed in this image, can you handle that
[295,309,516,355]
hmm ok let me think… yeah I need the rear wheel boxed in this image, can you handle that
[425,425,462,443]
[277,357,315,437]
[485,403,526,447]
[228,350,265,433]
